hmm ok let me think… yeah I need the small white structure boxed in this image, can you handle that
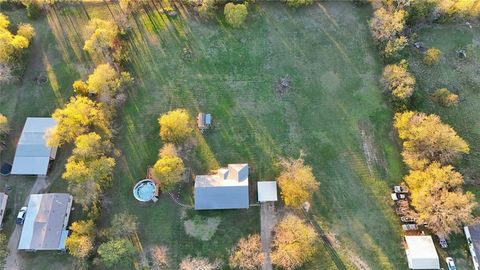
[194,164,249,210]
[464,223,480,270]
[405,236,440,269]
[11,117,57,175]
[257,181,278,202]
[18,193,73,251]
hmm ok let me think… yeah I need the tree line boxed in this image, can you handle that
[368,0,477,239]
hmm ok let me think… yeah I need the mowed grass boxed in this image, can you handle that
[3,2,409,269]
[405,23,480,269]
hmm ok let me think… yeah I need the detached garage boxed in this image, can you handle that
[11,117,57,175]
[405,236,440,269]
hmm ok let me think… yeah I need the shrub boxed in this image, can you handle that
[16,23,35,41]
[382,60,415,100]
[24,1,42,19]
[97,239,135,267]
[432,88,458,107]
[224,3,248,28]
[424,48,441,65]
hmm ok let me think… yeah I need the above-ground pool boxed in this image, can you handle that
[133,179,157,202]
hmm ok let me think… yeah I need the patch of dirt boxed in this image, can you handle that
[358,121,388,176]
[184,216,221,241]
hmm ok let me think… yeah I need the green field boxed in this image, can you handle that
[0,2,418,269]
[405,23,480,269]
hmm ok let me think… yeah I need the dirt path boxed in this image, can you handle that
[260,202,277,270]
[4,175,49,270]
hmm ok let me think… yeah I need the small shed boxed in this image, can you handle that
[257,181,278,202]
[405,236,440,269]
[197,113,212,131]
[0,193,7,229]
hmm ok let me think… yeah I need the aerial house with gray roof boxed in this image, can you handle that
[18,193,73,251]
[11,117,57,175]
[194,164,249,210]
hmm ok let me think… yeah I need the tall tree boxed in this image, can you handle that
[404,162,476,238]
[369,7,406,43]
[271,215,317,270]
[277,157,319,209]
[159,109,193,144]
[229,234,263,270]
[152,144,185,192]
[65,220,95,260]
[97,239,136,268]
[394,111,469,170]
[382,59,415,100]
[47,96,110,147]
[83,19,119,56]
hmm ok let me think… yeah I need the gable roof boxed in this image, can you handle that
[194,164,249,210]
[18,193,73,251]
[11,118,57,175]
[405,236,440,269]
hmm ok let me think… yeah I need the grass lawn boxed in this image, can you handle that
[2,1,411,269]
[405,23,480,269]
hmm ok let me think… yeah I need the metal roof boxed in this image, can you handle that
[194,164,249,210]
[405,236,440,269]
[18,193,73,251]
[257,181,278,202]
[11,118,57,175]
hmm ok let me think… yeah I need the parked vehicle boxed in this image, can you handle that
[401,216,416,223]
[446,257,456,270]
[393,185,408,193]
[16,207,27,225]
[402,224,418,231]
[439,237,448,248]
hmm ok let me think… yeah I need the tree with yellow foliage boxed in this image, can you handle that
[0,13,35,63]
[0,114,7,154]
[382,60,416,100]
[159,109,193,144]
[65,219,95,260]
[369,7,406,43]
[83,19,118,56]
[0,114,7,135]
[74,63,133,105]
[152,144,185,192]
[404,162,464,192]
[394,111,469,170]
[229,234,263,270]
[47,96,110,147]
[63,132,115,209]
[277,156,319,209]
[423,48,441,65]
[16,24,35,41]
[405,163,475,238]
[271,215,317,270]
